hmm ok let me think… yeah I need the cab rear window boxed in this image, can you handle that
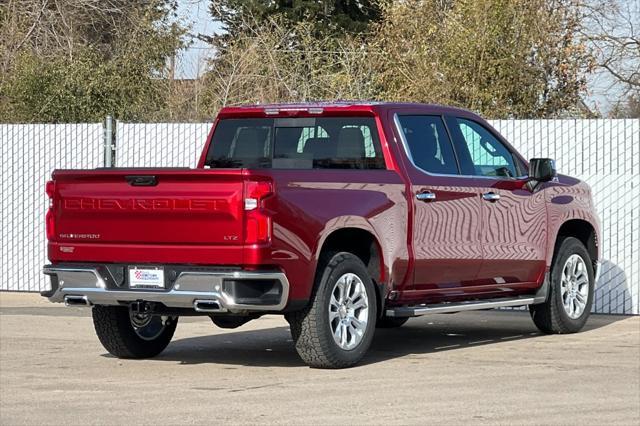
[205,117,385,170]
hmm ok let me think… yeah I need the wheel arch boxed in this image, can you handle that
[316,227,386,318]
[553,219,599,273]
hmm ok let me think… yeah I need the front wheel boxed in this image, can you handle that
[529,236,594,334]
[288,252,377,368]
[92,305,177,358]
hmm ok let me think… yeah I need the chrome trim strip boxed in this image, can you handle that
[43,266,290,313]
[393,113,528,181]
[386,296,536,317]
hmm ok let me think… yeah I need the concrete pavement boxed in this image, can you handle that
[1,292,638,425]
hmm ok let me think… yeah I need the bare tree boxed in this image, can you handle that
[581,0,640,94]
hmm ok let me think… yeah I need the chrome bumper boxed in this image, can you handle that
[43,266,290,313]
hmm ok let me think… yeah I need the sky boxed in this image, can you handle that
[175,0,636,115]
[175,0,221,79]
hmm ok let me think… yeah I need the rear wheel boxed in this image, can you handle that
[92,305,177,358]
[288,252,377,368]
[529,237,594,334]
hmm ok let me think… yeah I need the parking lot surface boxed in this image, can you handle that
[1,292,638,425]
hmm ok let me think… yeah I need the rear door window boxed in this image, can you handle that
[205,117,385,170]
[396,115,459,175]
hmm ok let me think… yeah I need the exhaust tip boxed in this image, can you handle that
[64,295,91,307]
[193,299,226,313]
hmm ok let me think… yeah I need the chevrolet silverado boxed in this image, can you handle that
[43,102,601,368]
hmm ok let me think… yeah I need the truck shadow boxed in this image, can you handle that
[148,311,630,368]
[594,260,632,314]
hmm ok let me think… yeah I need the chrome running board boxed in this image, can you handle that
[385,296,537,318]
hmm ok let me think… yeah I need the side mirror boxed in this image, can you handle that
[529,158,556,182]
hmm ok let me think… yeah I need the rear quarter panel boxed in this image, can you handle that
[243,169,409,303]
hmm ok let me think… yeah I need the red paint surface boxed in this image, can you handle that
[46,102,600,307]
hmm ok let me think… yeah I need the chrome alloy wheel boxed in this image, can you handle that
[129,312,173,341]
[328,273,369,350]
[560,254,590,319]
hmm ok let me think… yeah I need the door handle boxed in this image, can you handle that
[482,192,500,202]
[126,175,158,186]
[416,191,436,202]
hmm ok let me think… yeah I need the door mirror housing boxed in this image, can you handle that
[529,158,556,182]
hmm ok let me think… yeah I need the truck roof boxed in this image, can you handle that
[218,101,479,118]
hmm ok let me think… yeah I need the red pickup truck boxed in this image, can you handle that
[43,102,601,368]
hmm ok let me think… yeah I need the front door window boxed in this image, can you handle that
[454,118,517,178]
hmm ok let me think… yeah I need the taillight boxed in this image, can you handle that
[243,180,273,244]
[46,180,55,199]
[46,209,55,240]
[46,180,55,240]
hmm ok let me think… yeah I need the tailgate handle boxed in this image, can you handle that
[126,175,158,186]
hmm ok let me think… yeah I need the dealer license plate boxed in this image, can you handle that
[128,266,165,289]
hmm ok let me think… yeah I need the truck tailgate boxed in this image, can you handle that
[50,169,244,246]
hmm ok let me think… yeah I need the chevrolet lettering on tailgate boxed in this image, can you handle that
[63,197,227,211]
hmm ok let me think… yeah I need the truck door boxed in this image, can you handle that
[393,114,486,302]
[445,116,547,294]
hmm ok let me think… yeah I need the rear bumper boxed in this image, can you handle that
[42,264,290,313]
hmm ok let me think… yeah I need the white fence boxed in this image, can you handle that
[115,122,212,168]
[0,119,638,314]
[1,124,104,292]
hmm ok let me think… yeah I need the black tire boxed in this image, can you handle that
[376,315,409,328]
[288,252,377,369]
[529,237,594,334]
[92,305,177,359]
